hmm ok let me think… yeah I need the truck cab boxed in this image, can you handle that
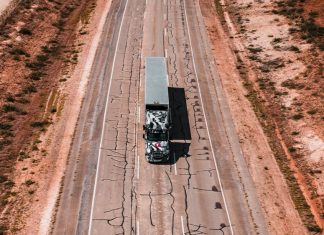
[144,108,170,162]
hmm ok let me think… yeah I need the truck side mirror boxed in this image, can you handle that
[143,134,145,139]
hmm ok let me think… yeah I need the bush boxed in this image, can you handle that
[23,85,37,94]
[17,98,30,104]
[0,175,8,183]
[248,47,263,53]
[25,61,46,70]
[307,225,322,233]
[50,107,57,113]
[30,121,49,128]
[288,147,296,153]
[0,123,12,130]
[25,179,35,186]
[29,71,43,80]
[292,113,304,120]
[301,19,324,39]
[289,45,300,52]
[2,104,19,112]
[6,95,15,102]
[272,38,282,44]
[281,79,304,89]
[307,109,317,115]
[19,27,32,35]
[52,19,65,30]
[10,48,28,56]
[36,54,49,62]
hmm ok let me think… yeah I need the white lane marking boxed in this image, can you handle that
[87,0,131,233]
[164,0,166,6]
[137,155,140,179]
[164,48,168,58]
[164,27,167,37]
[181,216,185,235]
[164,13,167,21]
[137,221,139,235]
[138,106,141,123]
[173,152,178,175]
[183,1,234,234]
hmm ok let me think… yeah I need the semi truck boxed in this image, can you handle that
[144,57,170,162]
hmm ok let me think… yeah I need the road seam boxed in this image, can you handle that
[183,0,234,234]
[87,0,131,233]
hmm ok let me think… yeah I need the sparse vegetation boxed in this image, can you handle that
[288,147,296,153]
[281,79,304,90]
[0,0,98,233]
[289,45,300,52]
[19,27,32,35]
[0,123,12,130]
[292,113,304,120]
[272,37,282,44]
[22,85,37,94]
[248,47,263,53]
[307,109,317,115]
[30,121,49,128]
[5,95,15,102]
[2,104,20,113]
[24,179,35,186]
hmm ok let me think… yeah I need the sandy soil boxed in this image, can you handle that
[36,0,112,233]
[10,0,112,233]
[0,0,11,13]
[0,0,110,233]
[227,0,324,229]
[198,0,321,234]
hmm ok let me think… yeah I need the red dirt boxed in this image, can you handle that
[199,0,324,233]
[0,0,96,233]
[303,0,324,26]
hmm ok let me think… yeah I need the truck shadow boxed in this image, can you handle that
[157,87,191,165]
[168,87,191,141]
[170,142,191,164]
[155,142,190,165]
[153,87,191,165]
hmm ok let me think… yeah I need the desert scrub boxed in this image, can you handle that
[24,179,35,186]
[292,113,304,120]
[2,104,19,113]
[19,27,32,35]
[30,121,49,128]
[22,85,37,94]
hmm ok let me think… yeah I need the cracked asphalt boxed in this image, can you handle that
[52,0,268,234]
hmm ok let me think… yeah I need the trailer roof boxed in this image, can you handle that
[145,57,169,106]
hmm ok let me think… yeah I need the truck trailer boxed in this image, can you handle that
[144,57,170,162]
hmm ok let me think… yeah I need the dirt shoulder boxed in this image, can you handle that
[199,0,323,233]
[0,0,110,233]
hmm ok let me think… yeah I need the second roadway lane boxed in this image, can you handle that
[54,0,269,234]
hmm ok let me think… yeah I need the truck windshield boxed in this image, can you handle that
[147,132,168,141]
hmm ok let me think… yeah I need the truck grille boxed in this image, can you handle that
[153,152,163,159]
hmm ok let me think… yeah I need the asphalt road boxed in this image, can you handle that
[53,0,268,234]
